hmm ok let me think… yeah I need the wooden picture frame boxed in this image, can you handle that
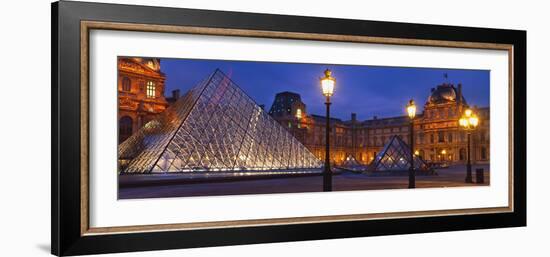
[52,1,526,255]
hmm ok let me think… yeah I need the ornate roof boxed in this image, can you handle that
[428,83,466,104]
[119,57,165,78]
[131,57,161,71]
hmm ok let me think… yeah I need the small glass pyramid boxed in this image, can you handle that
[368,135,428,172]
[341,155,361,167]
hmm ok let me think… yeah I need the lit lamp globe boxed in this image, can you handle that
[469,114,479,128]
[321,69,335,97]
[459,108,480,129]
[459,117,467,127]
[406,99,416,119]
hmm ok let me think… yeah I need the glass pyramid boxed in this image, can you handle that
[118,69,323,173]
[367,135,428,172]
[339,154,366,172]
[341,155,361,167]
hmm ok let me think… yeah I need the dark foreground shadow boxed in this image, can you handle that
[36,244,50,253]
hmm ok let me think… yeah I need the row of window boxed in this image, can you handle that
[314,146,488,164]
[424,107,458,119]
[417,130,489,145]
[366,127,408,135]
[311,135,353,146]
[420,147,488,161]
[305,129,489,148]
[121,77,157,98]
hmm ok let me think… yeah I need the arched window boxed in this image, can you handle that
[481,147,487,160]
[146,81,156,98]
[459,148,466,161]
[122,77,131,92]
[119,116,133,143]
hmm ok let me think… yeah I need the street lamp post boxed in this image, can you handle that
[320,69,335,192]
[406,99,416,189]
[459,108,479,183]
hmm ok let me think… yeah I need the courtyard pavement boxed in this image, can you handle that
[118,164,490,199]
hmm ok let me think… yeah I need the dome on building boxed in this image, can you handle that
[428,83,466,104]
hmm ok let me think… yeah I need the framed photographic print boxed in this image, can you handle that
[51,1,526,256]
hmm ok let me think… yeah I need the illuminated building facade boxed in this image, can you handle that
[269,83,490,166]
[118,57,169,143]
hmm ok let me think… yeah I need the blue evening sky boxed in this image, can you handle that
[160,58,489,121]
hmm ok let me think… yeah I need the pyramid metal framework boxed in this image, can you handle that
[339,154,366,172]
[368,135,428,172]
[118,69,323,173]
[341,155,361,167]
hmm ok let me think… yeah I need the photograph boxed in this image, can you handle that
[117,57,490,199]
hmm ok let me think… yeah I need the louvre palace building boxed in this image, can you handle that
[117,58,169,143]
[268,84,490,166]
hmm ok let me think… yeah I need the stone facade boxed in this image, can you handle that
[117,57,168,143]
[269,83,490,166]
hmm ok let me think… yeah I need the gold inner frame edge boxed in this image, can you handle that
[80,20,515,236]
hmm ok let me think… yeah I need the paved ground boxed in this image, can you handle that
[118,164,490,199]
